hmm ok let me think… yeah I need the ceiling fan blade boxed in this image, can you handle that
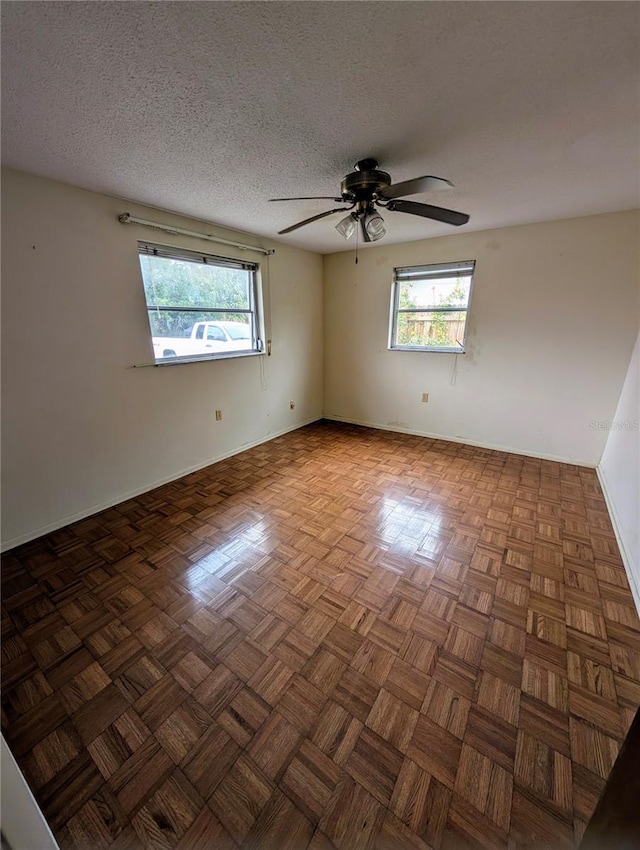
[386,199,469,226]
[378,175,453,200]
[269,196,343,202]
[278,207,351,235]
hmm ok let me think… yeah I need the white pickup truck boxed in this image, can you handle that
[153,320,253,359]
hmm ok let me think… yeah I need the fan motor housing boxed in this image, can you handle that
[341,163,391,201]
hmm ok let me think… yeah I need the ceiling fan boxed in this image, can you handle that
[269,158,470,243]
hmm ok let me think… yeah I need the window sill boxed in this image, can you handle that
[389,346,465,354]
[133,350,264,368]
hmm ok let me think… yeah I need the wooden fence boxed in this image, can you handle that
[401,313,467,346]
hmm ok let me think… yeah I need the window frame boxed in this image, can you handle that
[389,260,476,354]
[137,241,264,365]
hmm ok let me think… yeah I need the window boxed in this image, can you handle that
[138,242,263,363]
[389,260,475,353]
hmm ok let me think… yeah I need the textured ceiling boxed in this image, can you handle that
[2,2,639,253]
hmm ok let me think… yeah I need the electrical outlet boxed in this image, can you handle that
[422,393,429,403]
[290,401,295,410]
[215,409,222,421]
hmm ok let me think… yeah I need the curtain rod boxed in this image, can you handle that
[118,213,274,256]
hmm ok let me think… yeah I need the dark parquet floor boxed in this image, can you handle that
[2,421,639,849]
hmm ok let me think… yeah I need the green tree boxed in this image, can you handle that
[396,283,420,345]
[428,282,467,346]
[140,256,251,336]
[397,280,467,347]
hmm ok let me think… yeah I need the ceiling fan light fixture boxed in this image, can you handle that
[273,158,468,238]
[363,209,386,241]
[335,213,357,240]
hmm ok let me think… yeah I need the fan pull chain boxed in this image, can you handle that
[355,222,359,264]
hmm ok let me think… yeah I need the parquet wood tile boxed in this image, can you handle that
[443,792,510,849]
[511,789,574,849]
[45,644,96,691]
[244,788,315,850]
[319,776,386,850]
[87,710,151,781]
[3,421,640,849]
[21,721,84,789]
[366,687,419,753]
[154,698,215,764]
[407,714,462,789]
[246,710,303,781]
[432,650,479,700]
[422,678,471,740]
[108,735,175,818]
[277,674,328,735]
[465,703,518,775]
[217,685,271,748]
[174,806,237,850]
[345,725,403,806]
[385,656,431,711]
[454,742,513,830]
[309,700,362,769]
[181,722,241,800]
[130,771,204,849]
[280,738,343,825]
[477,671,520,726]
[208,753,274,844]
[521,656,569,711]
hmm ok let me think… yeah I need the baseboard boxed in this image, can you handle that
[324,415,596,467]
[0,415,601,552]
[1,417,322,552]
[596,466,640,617]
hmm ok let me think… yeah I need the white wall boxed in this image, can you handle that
[1,168,324,549]
[1,735,59,850]
[2,169,637,550]
[599,333,640,612]
[324,211,639,465]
